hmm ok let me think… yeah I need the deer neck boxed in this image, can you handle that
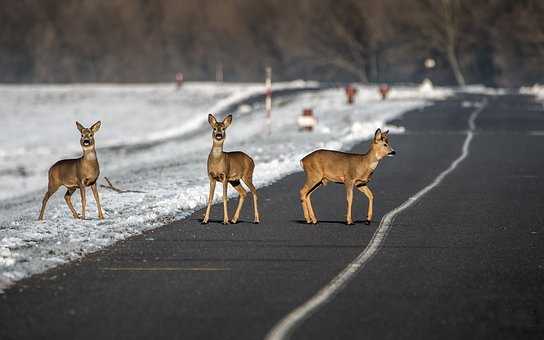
[82,147,98,163]
[366,145,381,170]
[211,140,225,158]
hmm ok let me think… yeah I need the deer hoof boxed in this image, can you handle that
[223,221,230,225]
[346,221,354,225]
[230,219,238,224]
[363,220,371,225]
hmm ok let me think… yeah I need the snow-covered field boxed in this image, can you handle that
[0,81,452,291]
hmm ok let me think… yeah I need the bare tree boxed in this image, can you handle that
[401,0,467,86]
[289,0,373,83]
[1,0,543,86]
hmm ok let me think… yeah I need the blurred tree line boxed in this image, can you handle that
[0,0,543,86]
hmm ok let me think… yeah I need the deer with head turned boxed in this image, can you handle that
[299,128,395,225]
[202,114,260,224]
[38,121,104,220]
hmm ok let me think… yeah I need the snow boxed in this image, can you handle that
[520,84,544,101]
[0,82,452,292]
[459,85,506,96]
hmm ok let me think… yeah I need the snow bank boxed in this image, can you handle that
[520,84,544,101]
[457,85,506,96]
[0,82,451,292]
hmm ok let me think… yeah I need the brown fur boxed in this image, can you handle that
[299,128,395,225]
[38,121,104,220]
[202,114,260,224]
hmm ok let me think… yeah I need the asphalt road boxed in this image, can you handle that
[1,93,543,340]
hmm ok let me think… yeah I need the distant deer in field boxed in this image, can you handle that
[202,114,260,224]
[38,121,104,220]
[299,129,395,225]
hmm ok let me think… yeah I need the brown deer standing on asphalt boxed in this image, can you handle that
[299,129,395,225]
[202,114,260,224]
[38,121,104,220]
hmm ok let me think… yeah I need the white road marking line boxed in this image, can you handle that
[265,100,488,340]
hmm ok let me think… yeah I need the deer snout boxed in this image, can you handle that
[214,132,224,140]
[82,139,92,146]
[388,150,396,156]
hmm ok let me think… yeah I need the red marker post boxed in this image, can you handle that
[345,84,358,104]
[176,72,184,89]
[379,84,390,100]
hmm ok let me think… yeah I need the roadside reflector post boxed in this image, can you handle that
[265,66,272,118]
[298,108,317,132]
[176,72,184,89]
[345,84,357,104]
[216,62,224,82]
[265,66,272,131]
[379,84,390,100]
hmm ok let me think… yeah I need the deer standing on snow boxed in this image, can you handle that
[202,114,260,224]
[299,129,395,225]
[38,121,104,220]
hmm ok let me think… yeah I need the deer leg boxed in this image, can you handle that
[306,185,320,224]
[357,185,374,225]
[64,188,80,219]
[230,181,246,224]
[299,184,311,223]
[202,178,216,224]
[301,179,322,224]
[38,183,59,220]
[345,181,355,225]
[79,184,87,220]
[222,176,230,225]
[242,176,260,224]
[91,183,104,220]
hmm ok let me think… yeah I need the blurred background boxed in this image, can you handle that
[1,0,543,86]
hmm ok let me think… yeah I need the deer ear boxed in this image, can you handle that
[208,114,217,127]
[223,114,233,128]
[374,128,382,142]
[90,121,101,133]
[76,121,85,132]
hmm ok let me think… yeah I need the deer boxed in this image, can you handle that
[202,114,260,225]
[38,121,104,221]
[299,128,395,225]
